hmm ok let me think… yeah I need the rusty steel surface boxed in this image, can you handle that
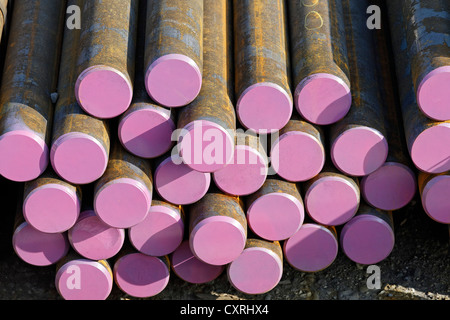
[177,0,236,133]
[246,178,303,208]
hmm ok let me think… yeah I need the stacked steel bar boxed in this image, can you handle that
[176,0,236,173]
[0,0,66,182]
[234,0,293,134]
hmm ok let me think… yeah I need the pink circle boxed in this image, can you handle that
[0,130,48,182]
[213,145,268,196]
[361,162,416,211]
[113,253,170,298]
[118,105,175,159]
[340,214,395,265]
[55,259,113,300]
[331,126,388,176]
[410,123,450,174]
[270,131,325,182]
[237,82,293,134]
[227,247,283,295]
[23,183,80,233]
[68,210,125,260]
[171,240,225,284]
[94,178,152,229]
[75,65,133,119]
[128,204,184,256]
[305,176,360,226]
[190,216,247,266]
[283,223,338,272]
[145,54,202,108]
[154,155,211,205]
[179,120,235,173]
[421,174,450,224]
[417,66,450,121]
[295,73,352,125]
[12,222,70,267]
[51,132,109,185]
[247,193,304,241]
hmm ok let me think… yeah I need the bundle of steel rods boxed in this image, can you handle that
[0,0,448,299]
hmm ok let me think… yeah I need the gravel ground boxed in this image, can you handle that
[0,176,449,302]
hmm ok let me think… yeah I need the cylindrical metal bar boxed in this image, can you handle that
[55,251,113,300]
[75,0,138,119]
[0,0,65,182]
[234,0,293,134]
[51,1,110,186]
[170,240,225,284]
[287,0,352,125]
[144,0,203,108]
[189,191,247,266]
[128,199,185,257]
[246,178,304,241]
[119,0,176,159]
[23,168,82,234]
[386,0,450,174]
[417,171,450,224]
[113,249,170,298]
[94,137,153,229]
[399,0,450,121]
[303,162,360,226]
[153,152,211,205]
[176,0,236,173]
[283,223,338,272]
[68,209,125,261]
[12,200,70,267]
[360,6,417,211]
[329,0,389,177]
[270,115,326,182]
[212,131,268,196]
[227,238,283,295]
[340,203,395,265]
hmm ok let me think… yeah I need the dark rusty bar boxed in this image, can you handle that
[234,0,293,134]
[75,0,138,119]
[340,203,395,265]
[302,161,360,226]
[189,191,247,266]
[386,0,450,174]
[227,238,283,295]
[399,0,450,121]
[51,0,111,186]
[329,0,388,177]
[119,0,176,160]
[360,2,417,212]
[270,113,326,182]
[0,0,65,182]
[212,131,268,196]
[417,171,450,224]
[144,0,203,108]
[94,136,153,229]
[176,0,236,173]
[23,168,82,234]
[287,0,352,126]
[246,177,304,241]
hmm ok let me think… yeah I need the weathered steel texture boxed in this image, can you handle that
[244,238,283,262]
[177,0,236,134]
[246,177,303,208]
[233,0,292,132]
[75,0,138,118]
[386,0,450,174]
[51,1,110,172]
[401,0,450,119]
[0,0,66,181]
[188,192,247,235]
[329,0,387,140]
[288,0,349,86]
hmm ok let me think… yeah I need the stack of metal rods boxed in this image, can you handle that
[0,0,448,300]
